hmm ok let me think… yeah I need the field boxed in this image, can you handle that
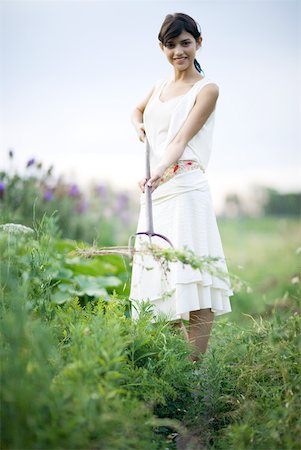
[218,216,300,320]
[0,160,300,449]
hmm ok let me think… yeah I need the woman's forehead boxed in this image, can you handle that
[166,31,194,43]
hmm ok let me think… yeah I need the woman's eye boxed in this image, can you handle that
[165,41,191,48]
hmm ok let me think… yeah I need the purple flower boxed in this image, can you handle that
[114,192,129,211]
[75,199,89,214]
[43,190,53,201]
[0,181,5,200]
[69,184,80,198]
[26,158,35,168]
[95,183,107,198]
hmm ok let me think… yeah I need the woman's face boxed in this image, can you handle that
[159,30,202,70]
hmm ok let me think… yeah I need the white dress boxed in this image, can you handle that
[130,76,234,323]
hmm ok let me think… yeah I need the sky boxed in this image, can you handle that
[0,0,300,212]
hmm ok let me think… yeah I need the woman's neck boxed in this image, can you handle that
[172,68,203,84]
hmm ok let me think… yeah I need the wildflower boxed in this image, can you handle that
[95,183,107,198]
[69,184,80,197]
[115,192,129,211]
[0,223,34,235]
[26,158,35,168]
[8,149,14,159]
[43,190,53,201]
[75,199,89,214]
[0,181,5,199]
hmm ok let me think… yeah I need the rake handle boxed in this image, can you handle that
[145,136,154,234]
[127,135,174,258]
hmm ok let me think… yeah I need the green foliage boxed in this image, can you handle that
[222,186,301,218]
[208,299,300,449]
[263,188,301,217]
[1,213,300,449]
[0,215,196,449]
[0,213,131,319]
[0,294,172,449]
[2,277,299,449]
[167,288,300,449]
[0,152,138,245]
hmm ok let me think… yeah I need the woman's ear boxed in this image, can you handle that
[196,36,202,50]
[159,42,164,51]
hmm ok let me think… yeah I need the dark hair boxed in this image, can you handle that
[158,13,204,75]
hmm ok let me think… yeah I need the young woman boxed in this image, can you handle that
[129,13,234,362]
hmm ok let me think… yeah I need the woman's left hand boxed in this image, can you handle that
[146,164,166,193]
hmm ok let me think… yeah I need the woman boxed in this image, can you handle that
[129,13,234,362]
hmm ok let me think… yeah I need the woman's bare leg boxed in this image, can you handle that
[171,319,189,341]
[188,308,214,361]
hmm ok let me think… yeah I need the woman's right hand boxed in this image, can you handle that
[135,122,146,142]
[138,177,148,193]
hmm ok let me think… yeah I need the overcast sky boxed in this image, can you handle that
[0,0,300,210]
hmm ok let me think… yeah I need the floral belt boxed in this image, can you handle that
[159,160,205,185]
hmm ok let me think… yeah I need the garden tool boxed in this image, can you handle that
[75,136,173,260]
[127,135,174,256]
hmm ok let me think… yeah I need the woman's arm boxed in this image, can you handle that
[147,83,219,191]
[131,84,156,142]
[132,83,157,192]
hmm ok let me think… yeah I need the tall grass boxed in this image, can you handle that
[0,215,300,449]
[179,296,301,449]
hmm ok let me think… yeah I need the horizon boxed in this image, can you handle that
[1,0,300,213]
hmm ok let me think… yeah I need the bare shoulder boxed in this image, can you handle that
[198,82,219,98]
[135,79,165,113]
[195,83,219,109]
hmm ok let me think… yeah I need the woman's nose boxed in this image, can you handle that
[174,44,184,55]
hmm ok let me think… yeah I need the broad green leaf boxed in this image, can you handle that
[51,290,74,304]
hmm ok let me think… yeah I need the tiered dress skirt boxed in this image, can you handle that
[129,169,234,323]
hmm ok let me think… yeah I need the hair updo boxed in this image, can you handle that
[158,13,204,75]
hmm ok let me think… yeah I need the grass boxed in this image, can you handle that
[217,216,300,321]
[0,215,300,449]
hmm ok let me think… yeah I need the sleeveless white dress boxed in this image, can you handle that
[130,76,234,323]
